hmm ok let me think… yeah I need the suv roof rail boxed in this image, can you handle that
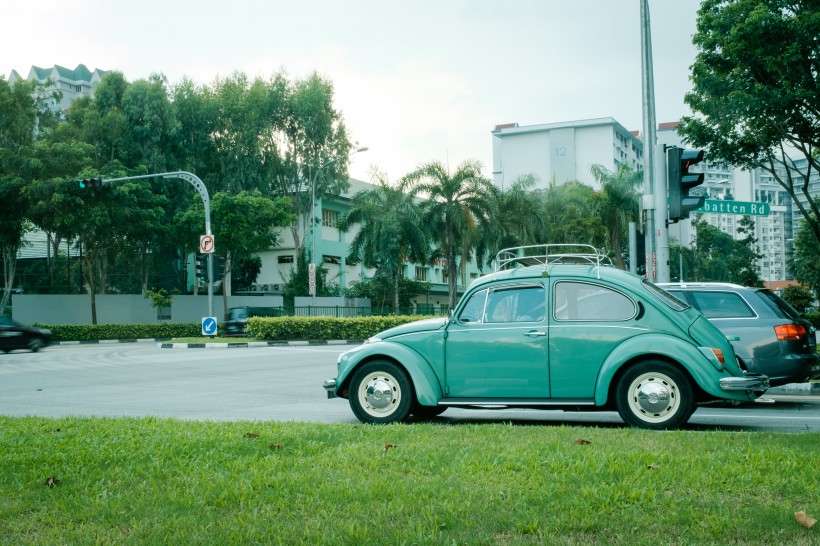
[658,282,747,289]
[495,244,611,278]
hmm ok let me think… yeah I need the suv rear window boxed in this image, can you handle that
[756,289,801,319]
[687,291,755,319]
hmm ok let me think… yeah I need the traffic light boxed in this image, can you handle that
[195,254,209,282]
[78,177,104,190]
[667,147,705,222]
[212,256,226,280]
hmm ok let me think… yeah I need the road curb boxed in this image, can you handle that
[158,340,362,349]
[766,382,820,396]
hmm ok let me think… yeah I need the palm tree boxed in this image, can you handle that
[339,170,428,311]
[590,164,642,269]
[475,174,544,268]
[406,160,494,309]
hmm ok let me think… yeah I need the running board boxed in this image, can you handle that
[437,398,595,407]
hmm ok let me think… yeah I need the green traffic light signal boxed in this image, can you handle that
[79,177,104,190]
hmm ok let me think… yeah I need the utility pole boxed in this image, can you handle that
[640,0,670,282]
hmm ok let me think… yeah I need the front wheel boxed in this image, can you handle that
[616,361,694,430]
[349,361,413,424]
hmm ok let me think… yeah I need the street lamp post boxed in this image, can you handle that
[308,146,368,307]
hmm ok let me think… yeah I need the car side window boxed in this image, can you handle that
[484,285,545,323]
[553,281,636,321]
[459,285,545,324]
[689,291,755,319]
[458,289,488,323]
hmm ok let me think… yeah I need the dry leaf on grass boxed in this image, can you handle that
[646,463,660,470]
[383,443,397,452]
[269,443,285,450]
[795,511,816,529]
[574,439,592,445]
[244,432,259,439]
[44,476,61,487]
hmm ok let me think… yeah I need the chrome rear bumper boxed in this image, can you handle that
[719,375,769,392]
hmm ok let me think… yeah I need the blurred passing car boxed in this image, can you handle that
[0,315,51,353]
[223,306,283,336]
[325,245,769,430]
[659,283,819,386]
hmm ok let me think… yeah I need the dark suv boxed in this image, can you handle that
[659,283,819,386]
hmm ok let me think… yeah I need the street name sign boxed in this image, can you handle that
[695,200,770,216]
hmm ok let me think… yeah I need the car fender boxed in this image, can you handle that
[337,341,444,405]
[594,333,730,405]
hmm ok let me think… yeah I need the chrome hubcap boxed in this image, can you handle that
[359,372,401,416]
[628,372,679,422]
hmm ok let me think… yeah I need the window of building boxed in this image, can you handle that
[323,209,339,228]
[278,255,294,264]
[415,267,427,281]
[324,255,341,265]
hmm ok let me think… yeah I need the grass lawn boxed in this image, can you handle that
[1,417,817,545]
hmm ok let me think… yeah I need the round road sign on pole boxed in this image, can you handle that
[200,235,215,254]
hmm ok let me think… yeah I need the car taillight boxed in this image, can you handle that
[711,348,725,364]
[774,324,806,341]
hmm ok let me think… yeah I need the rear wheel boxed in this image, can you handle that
[27,338,44,353]
[616,361,694,430]
[349,361,413,424]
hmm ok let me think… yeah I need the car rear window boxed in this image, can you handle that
[756,289,801,319]
[688,291,755,319]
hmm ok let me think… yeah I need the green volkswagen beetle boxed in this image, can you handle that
[324,245,769,430]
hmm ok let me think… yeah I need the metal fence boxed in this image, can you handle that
[259,306,450,318]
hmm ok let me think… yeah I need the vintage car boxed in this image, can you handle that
[324,245,769,430]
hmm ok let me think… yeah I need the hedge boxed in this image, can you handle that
[247,315,436,341]
[36,323,202,342]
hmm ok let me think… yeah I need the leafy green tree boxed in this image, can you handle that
[406,160,494,309]
[679,0,820,246]
[121,75,178,172]
[175,191,295,309]
[340,171,428,311]
[345,276,431,311]
[690,217,735,282]
[541,181,607,248]
[590,163,642,269]
[791,210,820,295]
[727,215,763,286]
[780,284,815,313]
[264,72,354,258]
[0,78,35,312]
[475,174,543,269]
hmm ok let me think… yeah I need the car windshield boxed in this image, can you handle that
[642,280,689,311]
[757,289,802,319]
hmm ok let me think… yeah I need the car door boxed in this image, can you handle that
[444,283,549,399]
[548,280,641,399]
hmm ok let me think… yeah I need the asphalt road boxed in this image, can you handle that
[1,342,818,432]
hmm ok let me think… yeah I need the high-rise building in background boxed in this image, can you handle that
[8,64,107,117]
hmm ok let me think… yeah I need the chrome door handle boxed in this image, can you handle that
[524,331,546,337]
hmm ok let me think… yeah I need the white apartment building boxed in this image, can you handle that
[491,117,644,191]
[8,64,107,116]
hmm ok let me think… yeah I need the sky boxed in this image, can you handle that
[3,0,700,183]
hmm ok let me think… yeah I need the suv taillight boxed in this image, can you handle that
[774,324,806,341]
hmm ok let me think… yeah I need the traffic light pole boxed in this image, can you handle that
[654,143,670,283]
[97,171,214,317]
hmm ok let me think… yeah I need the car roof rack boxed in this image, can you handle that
[495,244,611,278]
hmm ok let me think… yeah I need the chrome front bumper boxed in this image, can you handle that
[719,375,769,392]
[323,378,337,399]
